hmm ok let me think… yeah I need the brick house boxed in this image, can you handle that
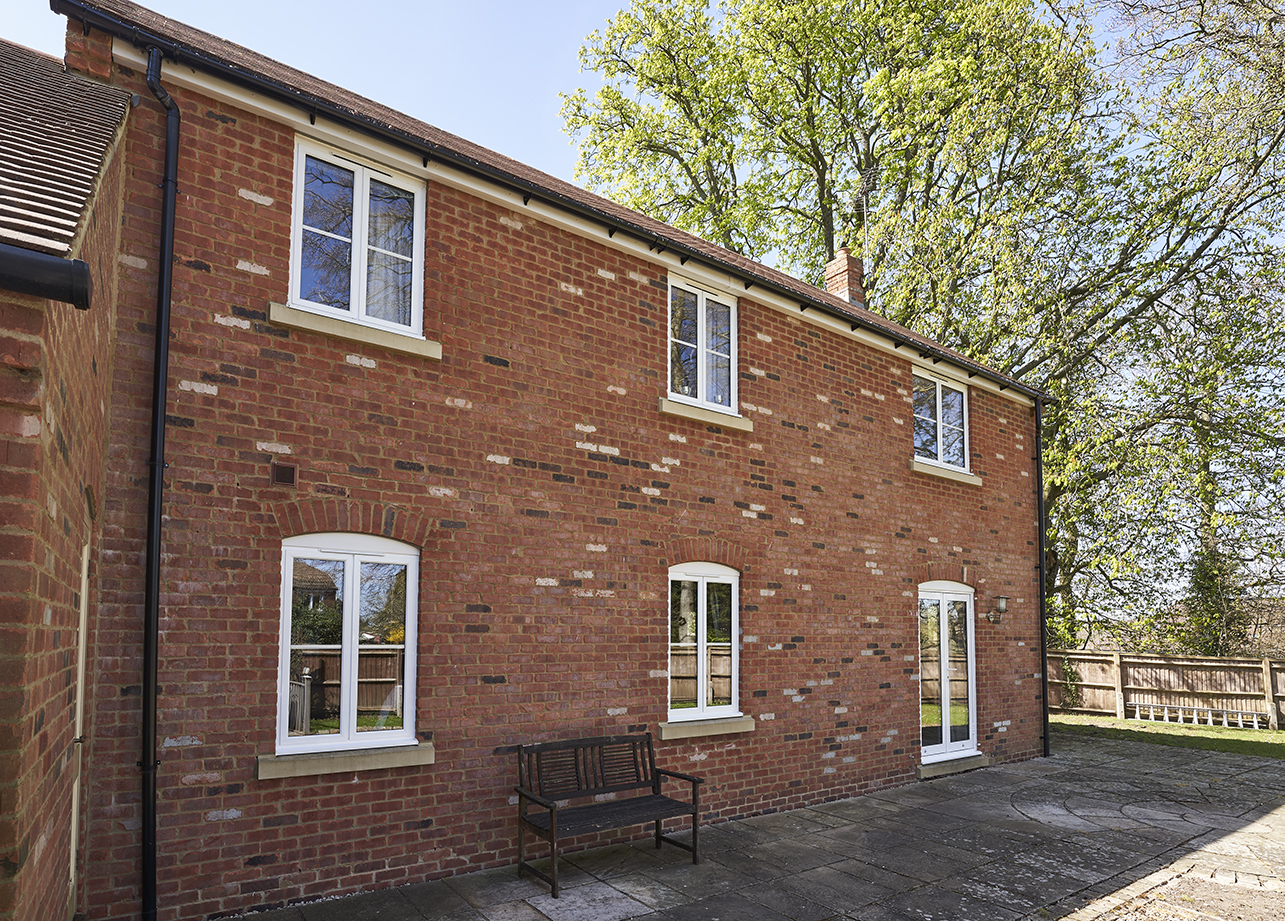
[5,1,1050,918]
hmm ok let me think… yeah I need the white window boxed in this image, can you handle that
[913,374,968,469]
[289,139,425,335]
[668,280,736,413]
[668,562,739,721]
[918,582,976,762]
[277,533,418,754]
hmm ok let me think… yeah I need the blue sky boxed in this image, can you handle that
[6,0,625,184]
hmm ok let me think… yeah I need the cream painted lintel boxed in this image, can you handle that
[659,398,754,433]
[911,458,984,486]
[269,302,442,360]
[657,716,756,740]
[257,742,436,779]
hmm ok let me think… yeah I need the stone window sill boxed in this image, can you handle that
[270,302,442,360]
[657,716,756,740]
[911,458,983,486]
[257,742,435,779]
[916,752,990,780]
[659,398,754,433]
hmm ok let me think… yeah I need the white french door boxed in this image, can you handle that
[919,583,976,761]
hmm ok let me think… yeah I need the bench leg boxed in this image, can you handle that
[654,819,663,850]
[550,835,559,898]
[691,813,700,864]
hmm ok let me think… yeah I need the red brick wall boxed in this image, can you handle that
[0,136,125,919]
[75,28,1042,921]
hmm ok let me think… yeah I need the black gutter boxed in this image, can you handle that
[0,241,92,309]
[140,45,179,921]
[50,0,1044,403]
[1035,399,1051,758]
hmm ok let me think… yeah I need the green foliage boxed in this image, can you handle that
[566,0,1285,643]
[1058,656,1083,710]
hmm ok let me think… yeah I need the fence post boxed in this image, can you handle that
[1263,659,1278,731]
[1112,652,1125,718]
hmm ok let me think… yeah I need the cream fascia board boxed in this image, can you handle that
[115,42,1031,408]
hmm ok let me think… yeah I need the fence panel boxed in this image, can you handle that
[1048,649,1283,729]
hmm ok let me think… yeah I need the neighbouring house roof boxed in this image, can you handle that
[52,0,1044,401]
[0,37,130,256]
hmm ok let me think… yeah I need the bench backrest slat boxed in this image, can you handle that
[519,733,658,799]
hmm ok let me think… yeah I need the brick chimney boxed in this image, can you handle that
[824,246,865,308]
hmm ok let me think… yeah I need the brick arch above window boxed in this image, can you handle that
[917,561,974,588]
[269,497,436,548]
[662,536,750,574]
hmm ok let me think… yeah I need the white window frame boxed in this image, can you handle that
[918,581,977,763]
[667,279,739,415]
[912,373,970,471]
[667,562,740,722]
[277,533,419,755]
[289,138,426,337]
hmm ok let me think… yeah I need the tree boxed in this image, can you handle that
[565,0,1285,646]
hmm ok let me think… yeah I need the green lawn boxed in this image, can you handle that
[306,713,402,733]
[1051,712,1285,760]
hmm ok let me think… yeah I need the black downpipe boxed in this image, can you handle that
[1035,399,1051,758]
[0,241,93,309]
[142,46,179,921]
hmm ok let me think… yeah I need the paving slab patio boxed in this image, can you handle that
[238,729,1285,921]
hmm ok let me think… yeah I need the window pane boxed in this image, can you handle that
[913,414,938,460]
[289,558,345,737]
[671,343,697,398]
[942,424,965,467]
[912,376,936,420]
[706,353,731,407]
[669,579,698,710]
[300,231,352,310]
[357,563,407,732]
[367,180,414,257]
[706,582,732,643]
[919,599,942,748]
[670,288,698,346]
[706,298,731,354]
[365,250,412,326]
[941,386,964,429]
[303,156,354,238]
[707,646,732,707]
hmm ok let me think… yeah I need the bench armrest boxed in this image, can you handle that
[656,768,705,786]
[514,786,558,810]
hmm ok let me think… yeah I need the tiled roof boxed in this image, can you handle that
[55,0,1041,398]
[0,37,130,256]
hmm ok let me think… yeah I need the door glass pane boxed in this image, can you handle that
[706,581,732,707]
[669,580,698,710]
[947,600,971,742]
[919,599,942,747]
[357,562,407,732]
[289,558,344,736]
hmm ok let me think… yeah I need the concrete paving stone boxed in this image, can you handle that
[861,883,1022,921]
[991,758,1071,776]
[807,798,904,826]
[236,907,306,921]
[865,784,957,808]
[935,873,1047,913]
[476,900,550,921]
[447,865,567,908]
[653,892,797,921]
[825,859,922,894]
[606,872,695,911]
[740,880,841,921]
[564,843,668,880]
[959,855,1089,905]
[1012,840,1148,885]
[814,821,917,854]
[734,810,839,840]
[298,888,419,920]
[774,865,894,912]
[712,838,843,881]
[858,841,991,882]
[638,857,758,897]
[526,880,652,921]
[400,880,486,919]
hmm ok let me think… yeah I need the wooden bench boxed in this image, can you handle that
[515,732,703,897]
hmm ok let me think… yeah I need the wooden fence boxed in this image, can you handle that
[1047,649,1285,730]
